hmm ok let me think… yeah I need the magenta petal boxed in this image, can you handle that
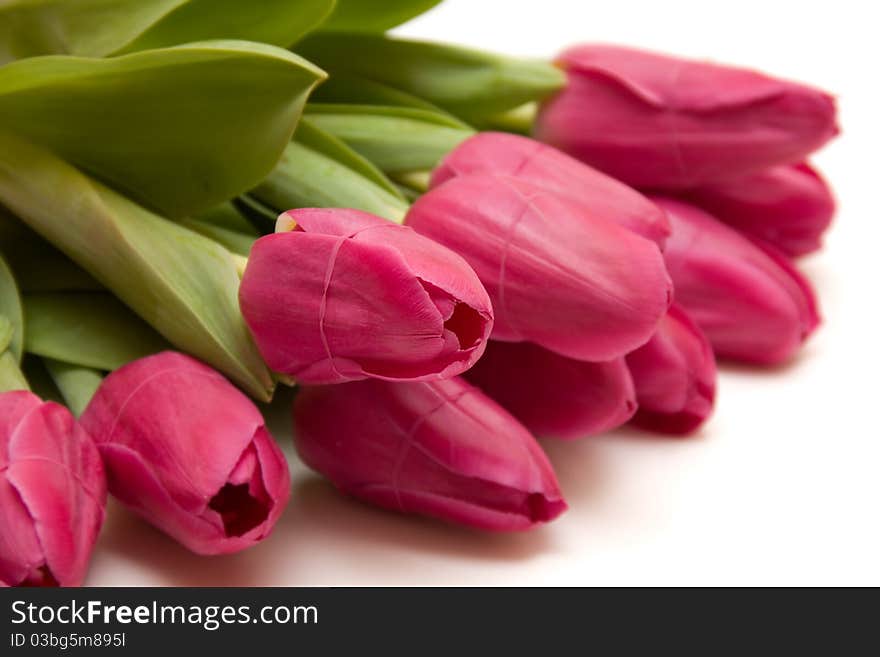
[239,208,493,384]
[80,352,291,555]
[534,44,838,189]
[654,197,820,364]
[293,377,566,531]
[1,392,105,587]
[407,174,672,361]
[431,132,671,247]
[465,340,636,439]
[627,304,717,434]
[682,162,835,257]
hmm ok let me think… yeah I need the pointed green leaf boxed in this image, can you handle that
[250,119,409,222]
[23,292,169,371]
[0,350,29,393]
[322,0,442,32]
[0,0,336,62]
[43,358,103,417]
[0,41,326,218]
[0,251,24,362]
[297,33,565,124]
[0,133,275,400]
[304,104,474,175]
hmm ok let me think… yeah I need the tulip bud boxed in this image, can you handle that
[293,377,566,531]
[406,174,672,361]
[80,352,290,555]
[654,197,820,364]
[431,132,671,246]
[626,305,716,435]
[465,340,636,439]
[239,208,493,384]
[535,44,838,189]
[682,162,835,257]
[1,391,106,587]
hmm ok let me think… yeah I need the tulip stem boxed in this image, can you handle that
[43,358,103,417]
[482,102,538,135]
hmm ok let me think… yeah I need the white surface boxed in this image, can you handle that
[87,0,880,586]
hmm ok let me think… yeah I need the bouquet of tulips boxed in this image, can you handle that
[0,0,837,587]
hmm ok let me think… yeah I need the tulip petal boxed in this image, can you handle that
[407,174,672,361]
[293,377,566,531]
[3,398,105,586]
[682,162,835,257]
[240,209,493,383]
[81,352,290,555]
[536,44,838,188]
[466,340,637,439]
[655,197,820,364]
[431,131,671,246]
[627,304,716,434]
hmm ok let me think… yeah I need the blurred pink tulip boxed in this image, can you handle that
[431,131,671,246]
[465,340,636,439]
[293,377,567,531]
[626,304,716,434]
[682,162,835,257]
[80,352,290,555]
[239,208,493,384]
[654,197,820,364]
[535,44,838,189]
[1,391,105,587]
[406,174,672,361]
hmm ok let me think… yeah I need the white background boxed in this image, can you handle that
[88,0,880,586]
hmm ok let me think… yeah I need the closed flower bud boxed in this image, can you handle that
[654,197,820,364]
[239,208,493,384]
[626,305,716,435]
[535,44,838,189]
[406,174,672,361]
[1,391,106,587]
[293,377,567,531]
[465,340,636,439]
[431,131,671,246]
[80,352,290,555]
[682,162,835,257]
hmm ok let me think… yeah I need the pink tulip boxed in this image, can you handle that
[406,174,672,361]
[682,162,835,257]
[431,131,671,246]
[654,197,820,364]
[293,377,567,531]
[1,391,105,587]
[626,304,716,434]
[239,208,493,384]
[535,44,838,189]
[465,340,636,439]
[80,352,290,555]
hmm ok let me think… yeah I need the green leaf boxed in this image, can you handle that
[250,118,409,222]
[1,207,101,292]
[304,104,474,175]
[309,73,448,112]
[23,292,169,371]
[0,250,24,362]
[321,0,442,33]
[180,220,257,256]
[297,32,565,124]
[43,358,103,417]
[234,195,280,236]
[0,133,275,401]
[0,350,29,393]
[193,202,260,236]
[0,0,336,62]
[0,40,326,218]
